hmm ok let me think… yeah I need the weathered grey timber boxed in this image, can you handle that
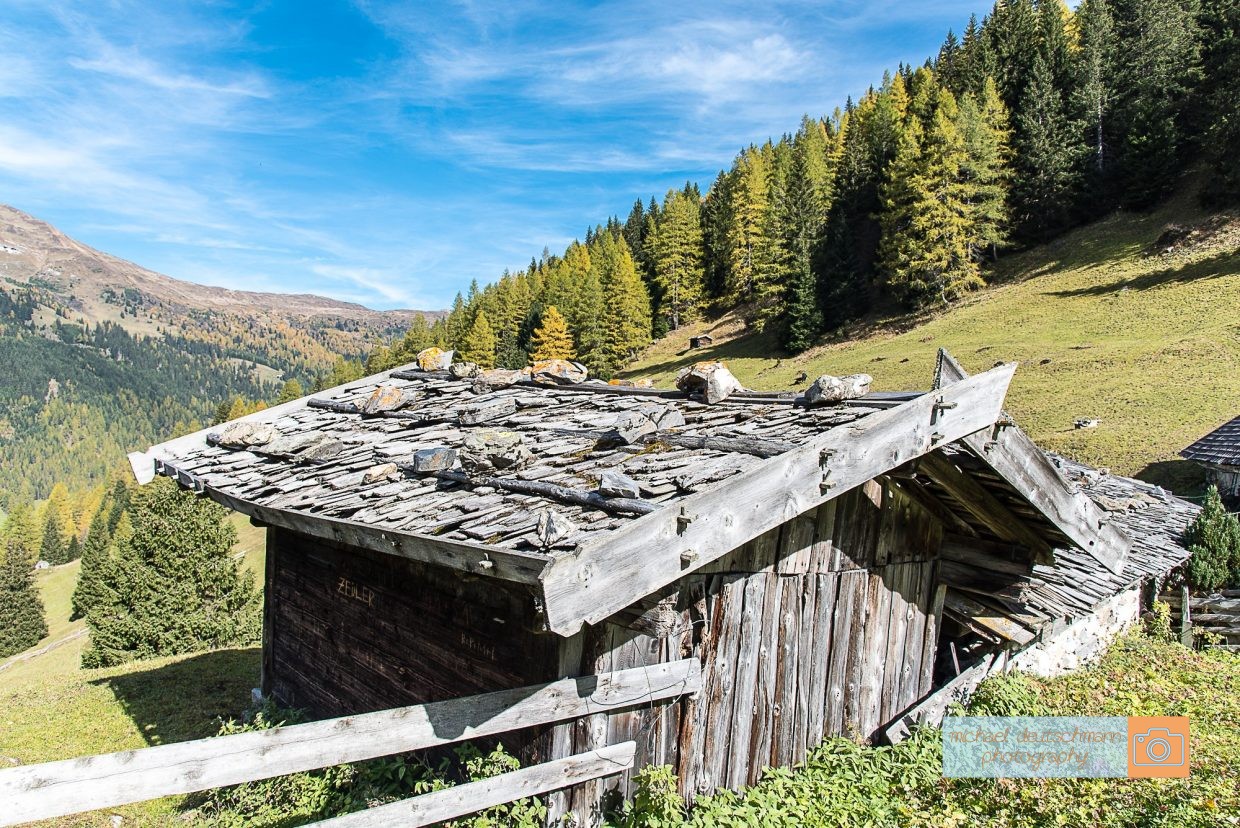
[313,743,636,828]
[0,663,697,827]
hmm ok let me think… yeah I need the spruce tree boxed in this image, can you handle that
[1012,54,1082,239]
[529,306,576,361]
[1072,0,1116,189]
[780,133,827,352]
[648,188,706,330]
[72,497,114,620]
[82,478,259,668]
[1185,485,1240,593]
[1198,0,1240,204]
[459,311,498,368]
[1108,0,1202,207]
[0,535,47,658]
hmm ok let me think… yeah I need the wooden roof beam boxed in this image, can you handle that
[933,349,1129,574]
[537,362,1019,636]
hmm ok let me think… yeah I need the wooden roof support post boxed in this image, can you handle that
[538,362,1019,636]
[933,349,1129,575]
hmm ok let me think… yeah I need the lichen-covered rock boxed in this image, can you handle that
[362,462,400,483]
[411,447,457,473]
[263,430,345,462]
[675,361,744,404]
[804,373,872,405]
[215,420,276,448]
[449,361,479,379]
[531,359,588,385]
[459,430,533,475]
[608,378,654,388]
[361,384,408,414]
[598,470,641,499]
[536,509,576,548]
[415,347,454,372]
[472,368,530,391]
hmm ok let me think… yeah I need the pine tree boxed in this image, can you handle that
[958,78,1013,260]
[72,496,114,620]
[529,306,576,361]
[880,85,981,306]
[648,188,706,330]
[1185,485,1240,592]
[82,478,259,668]
[1012,54,1082,238]
[0,535,47,658]
[459,310,498,368]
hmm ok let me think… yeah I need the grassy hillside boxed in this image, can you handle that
[0,517,265,827]
[624,184,1240,493]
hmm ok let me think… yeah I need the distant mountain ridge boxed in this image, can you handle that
[0,205,436,502]
[0,203,434,331]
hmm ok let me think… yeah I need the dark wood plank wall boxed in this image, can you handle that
[264,528,556,719]
[561,477,946,806]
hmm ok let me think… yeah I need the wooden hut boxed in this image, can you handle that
[1181,415,1240,502]
[130,350,1192,824]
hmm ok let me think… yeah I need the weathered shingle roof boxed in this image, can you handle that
[1181,415,1240,468]
[140,366,889,555]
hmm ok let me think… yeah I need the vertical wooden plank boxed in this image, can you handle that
[747,574,783,784]
[566,624,610,826]
[543,630,585,824]
[261,528,278,699]
[919,577,947,699]
[857,566,893,738]
[793,569,819,759]
[696,574,746,797]
[805,573,837,749]
[825,570,860,737]
[725,575,766,790]
[676,577,710,800]
[809,500,839,572]
[896,563,929,716]
[776,511,816,575]
[1180,584,1193,647]
[841,569,872,737]
[773,575,802,767]
[879,563,911,725]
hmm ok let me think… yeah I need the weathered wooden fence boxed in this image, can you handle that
[0,659,700,828]
[1161,588,1240,650]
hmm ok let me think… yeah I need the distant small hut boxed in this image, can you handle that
[688,334,713,349]
[130,350,1193,826]
[1181,415,1240,502]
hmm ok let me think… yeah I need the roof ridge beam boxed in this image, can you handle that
[537,362,1019,635]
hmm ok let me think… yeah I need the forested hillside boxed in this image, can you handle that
[0,207,427,504]
[372,0,1237,375]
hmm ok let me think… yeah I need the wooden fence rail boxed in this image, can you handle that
[0,659,700,827]
[1161,589,1240,648]
[312,743,636,828]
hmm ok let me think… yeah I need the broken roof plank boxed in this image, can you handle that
[537,362,1018,635]
[933,348,1129,575]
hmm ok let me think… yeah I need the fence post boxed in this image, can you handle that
[1179,584,1192,648]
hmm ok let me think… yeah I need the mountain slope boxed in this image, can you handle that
[625,185,1240,492]
[0,206,434,501]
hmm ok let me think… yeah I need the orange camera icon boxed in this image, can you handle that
[1127,716,1189,778]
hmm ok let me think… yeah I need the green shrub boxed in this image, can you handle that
[1185,485,1240,593]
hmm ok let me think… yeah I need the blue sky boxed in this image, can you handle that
[0,1,989,310]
